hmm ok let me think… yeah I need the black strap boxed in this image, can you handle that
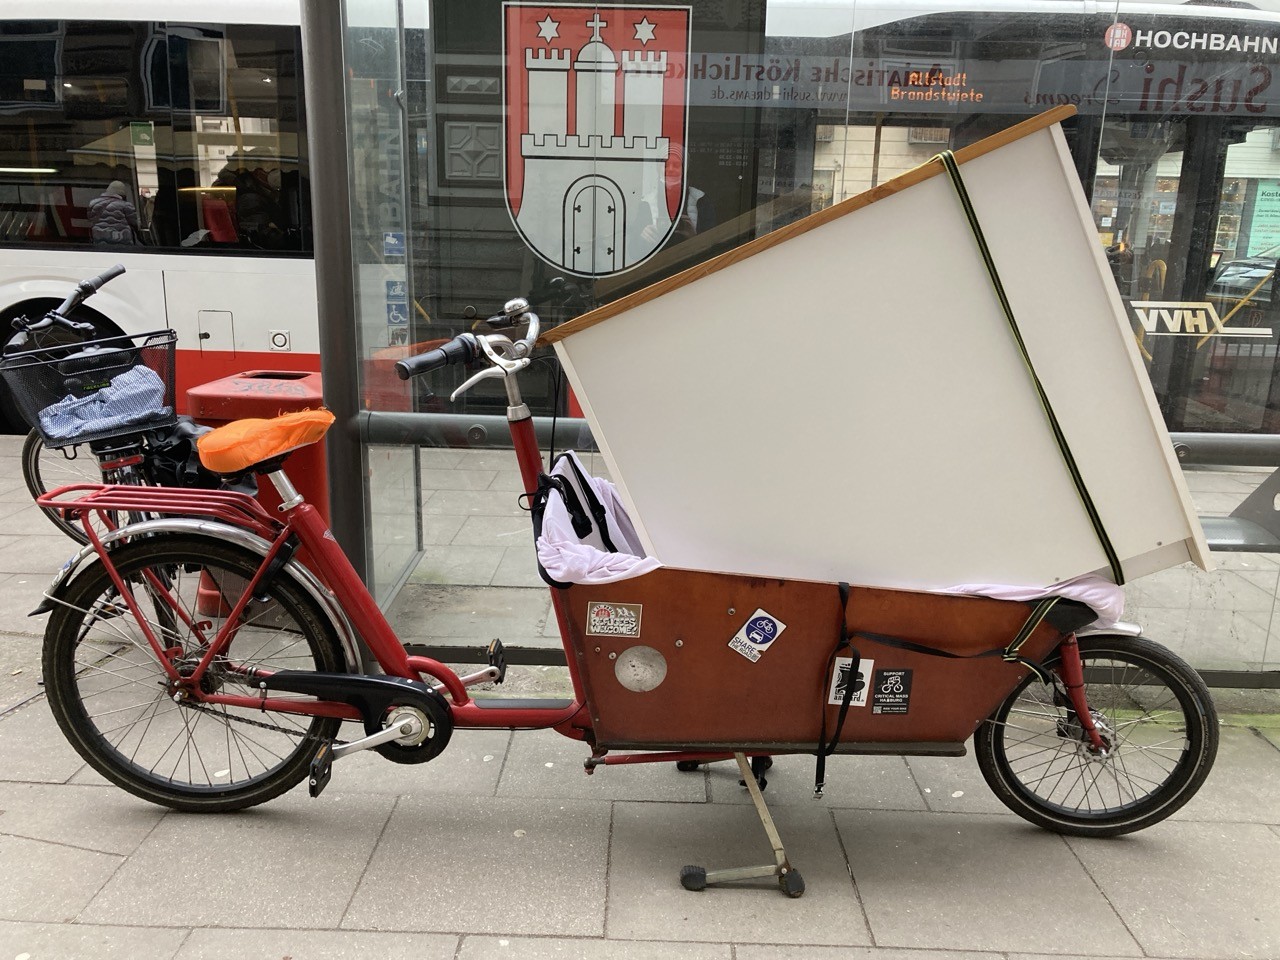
[523,473,578,589]
[932,149,1124,587]
[554,452,619,553]
[815,581,857,798]
[849,597,1060,685]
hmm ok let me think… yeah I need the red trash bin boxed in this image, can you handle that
[187,370,331,522]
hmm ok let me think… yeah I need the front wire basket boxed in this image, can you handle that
[1,329,178,447]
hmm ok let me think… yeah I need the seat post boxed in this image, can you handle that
[266,469,305,511]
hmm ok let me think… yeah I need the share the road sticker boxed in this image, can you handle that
[728,609,787,662]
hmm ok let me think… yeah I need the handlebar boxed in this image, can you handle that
[394,333,479,380]
[4,265,127,356]
[53,263,126,319]
[11,264,126,339]
[395,299,541,391]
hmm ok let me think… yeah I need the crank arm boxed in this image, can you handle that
[435,665,502,691]
[331,714,423,759]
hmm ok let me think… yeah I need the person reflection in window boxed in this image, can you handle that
[641,146,716,247]
[88,181,140,246]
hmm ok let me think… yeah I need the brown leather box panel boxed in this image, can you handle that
[562,568,1064,751]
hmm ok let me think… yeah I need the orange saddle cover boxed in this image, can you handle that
[198,408,335,474]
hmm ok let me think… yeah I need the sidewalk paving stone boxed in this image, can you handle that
[422,467,498,491]
[175,927,458,959]
[0,835,124,923]
[406,544,505,585]
[424,489,526,518]
[0,578,54,636]
[450,514,535,547]
[735,948,998,960]
[900,751,1009,816]
[80,791,397,930]
[496,729,707,802]
[0,505,77,537]
[0,701,88,784]
[0,920,186,959]
[459,936,731,959]
[418,448,466,470]
[491,545,545,587]
[838,810,1141,955]
[0,631,42,711]
[343,795,609,936]
[1171,726,1280,823]
[422,513,466,546]
[0,782,165,854]
[1068,821,1280,959]
[328,727,512,797]
[0,534,83,575]
[606,800,870,947]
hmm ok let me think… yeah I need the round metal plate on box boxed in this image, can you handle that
[615,645,668,692]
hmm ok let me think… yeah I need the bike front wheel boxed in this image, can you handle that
[974,635,1218,837]
[44,535,347,811]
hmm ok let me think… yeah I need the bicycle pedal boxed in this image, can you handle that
[308,742,334,798]
[487,638,507,685]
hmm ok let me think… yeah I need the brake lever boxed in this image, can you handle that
[449,335,532,401]
[449,365,506,401]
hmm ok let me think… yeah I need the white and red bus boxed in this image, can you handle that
[0,0,318,430]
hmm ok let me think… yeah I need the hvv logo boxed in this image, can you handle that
[1131,301,1271,338]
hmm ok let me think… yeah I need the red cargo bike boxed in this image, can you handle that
[29,299,1218,898]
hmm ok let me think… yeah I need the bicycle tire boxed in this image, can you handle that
[43,534,346,812]
[22,429,150,544]
[974,635,1218,837]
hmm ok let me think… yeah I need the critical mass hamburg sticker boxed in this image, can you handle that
[586,602,643,638]
[728,609,787,662]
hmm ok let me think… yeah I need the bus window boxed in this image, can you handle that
[0,18,311,256]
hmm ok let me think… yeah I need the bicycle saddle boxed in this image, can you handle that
[197,408,334,475]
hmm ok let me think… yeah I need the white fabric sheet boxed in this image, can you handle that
[537,452,1124,629]
[535,451,662,585]
[942,574,1124,627]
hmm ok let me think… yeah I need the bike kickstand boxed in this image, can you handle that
[679,752,805,898]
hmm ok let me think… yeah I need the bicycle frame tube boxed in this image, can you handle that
[508,412,587,705]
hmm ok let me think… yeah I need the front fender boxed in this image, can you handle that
[37,519,362,672]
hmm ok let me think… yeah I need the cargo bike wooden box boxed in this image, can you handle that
[23,108,1218,900]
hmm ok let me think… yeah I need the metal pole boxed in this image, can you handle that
[300,0,370,582]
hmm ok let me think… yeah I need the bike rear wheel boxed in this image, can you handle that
[43,535,346,811]
[974,635,1217,837]
[22,429,150,544]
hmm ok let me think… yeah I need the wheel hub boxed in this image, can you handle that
[1056,710,1114,759]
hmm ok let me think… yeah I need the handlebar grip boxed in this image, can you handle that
[395,334,478,380]
[89,263,126,291]
[54,264,126,317]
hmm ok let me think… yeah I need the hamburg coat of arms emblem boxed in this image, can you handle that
[502,3,692,276]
